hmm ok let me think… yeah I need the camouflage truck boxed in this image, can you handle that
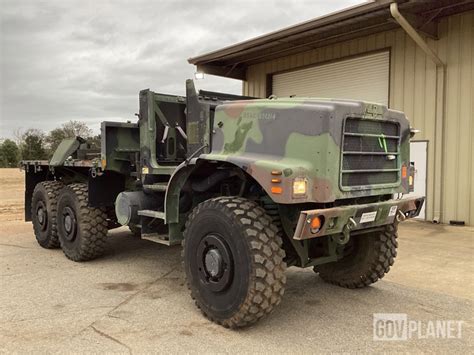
[22,80,424,328]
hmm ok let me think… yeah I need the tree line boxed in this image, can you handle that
[0,121,100,168]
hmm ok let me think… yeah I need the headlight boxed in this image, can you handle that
[292,177,307,196]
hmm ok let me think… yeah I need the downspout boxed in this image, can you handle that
[390,2,446,223]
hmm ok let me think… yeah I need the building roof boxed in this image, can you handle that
[188,0,474,80]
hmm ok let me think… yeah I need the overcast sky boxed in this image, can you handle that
[0,0,364,138]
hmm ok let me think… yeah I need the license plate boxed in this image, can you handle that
[360,211,377,223]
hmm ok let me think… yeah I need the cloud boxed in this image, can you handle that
[0,0,364,137]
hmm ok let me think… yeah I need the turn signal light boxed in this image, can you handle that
[401,166,407,178]
[271,186,283,194]
[310,216,323,233]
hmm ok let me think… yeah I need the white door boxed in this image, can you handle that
[406,141,428,220]
[272,51,389,105]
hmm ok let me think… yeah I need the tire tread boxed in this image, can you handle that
[183,196,287,328]
[59,183,108,261]
[32,181,64,249]
[317,225,398,288]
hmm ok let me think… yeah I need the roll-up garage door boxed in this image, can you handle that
[272,51,389,105]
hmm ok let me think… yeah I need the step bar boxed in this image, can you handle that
[138,210,165,220]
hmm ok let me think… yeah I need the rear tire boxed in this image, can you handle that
[183,197,286,328]
[31,181,64,249]
[315,224,398,288]
[57,184,108,261]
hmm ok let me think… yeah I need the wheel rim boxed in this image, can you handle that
[62,206,77,242]
[36,201,47,231]
[196,234,233,292]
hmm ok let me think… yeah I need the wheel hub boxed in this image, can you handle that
[36,201,47,231]
[37,208,45,224]
[62,206,77,242]
[197,234,233,292]
[204,248,223,278]
[64,215,72,233]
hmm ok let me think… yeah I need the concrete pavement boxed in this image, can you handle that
[1,220,472,353]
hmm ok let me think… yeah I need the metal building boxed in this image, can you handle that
[189,0,474,225]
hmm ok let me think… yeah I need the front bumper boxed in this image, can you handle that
[293,196,425,240]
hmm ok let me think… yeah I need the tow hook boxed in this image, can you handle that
[334,217,357,245]
[396,209,406,223]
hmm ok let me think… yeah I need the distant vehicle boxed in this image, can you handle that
[22,80,424,328]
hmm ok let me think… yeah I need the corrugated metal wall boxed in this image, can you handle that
[272,51,390,105]
[243,11,474,225]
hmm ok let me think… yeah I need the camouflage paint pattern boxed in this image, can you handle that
[202,98,411,204]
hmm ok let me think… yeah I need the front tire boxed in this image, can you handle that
[183,197,286,328]
[315,224,398,288]
[31,181,64,249]
[57,184,108,261]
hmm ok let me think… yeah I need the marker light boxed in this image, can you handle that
[401,166,407,178]
[292,177,307,196]
[194,72,204,79]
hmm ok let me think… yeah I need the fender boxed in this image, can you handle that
[163,158,245,243]
[198,153,318,204]
[164,158,201,225]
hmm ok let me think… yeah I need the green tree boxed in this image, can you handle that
[20,129,47,160]
[0,139,20,167]
[46,128,67,155]
[46,120,93,154]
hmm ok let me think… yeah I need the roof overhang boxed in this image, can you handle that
[188,0,474,80]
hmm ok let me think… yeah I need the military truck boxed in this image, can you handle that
[22,80,424,328]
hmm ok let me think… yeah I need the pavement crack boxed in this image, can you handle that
[107,313,131,323]
[1,306,116,324]
[107,263,180,316]
[91,325,132,354]
[76,264,180,342]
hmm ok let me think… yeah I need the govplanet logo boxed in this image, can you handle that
[373,313,464,341]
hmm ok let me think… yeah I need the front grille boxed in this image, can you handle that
[341,117,400,188]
